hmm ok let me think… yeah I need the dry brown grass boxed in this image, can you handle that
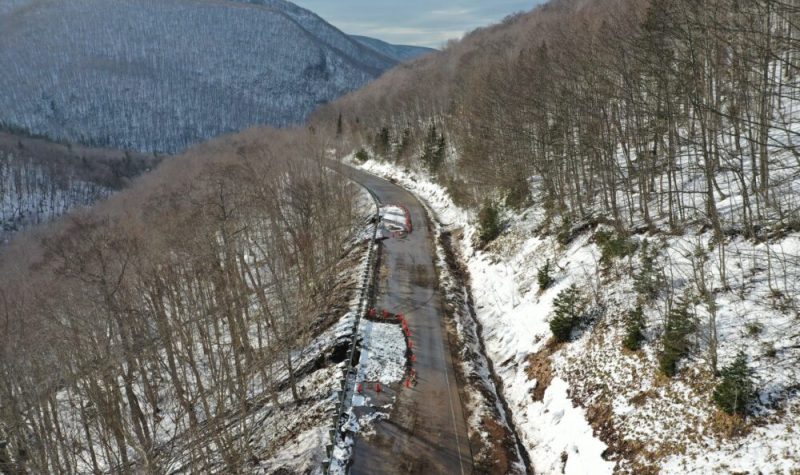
[475,416,513,474]
[526,339,561,401]
[709,410,751,439]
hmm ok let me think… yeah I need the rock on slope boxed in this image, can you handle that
[0,0,425,153]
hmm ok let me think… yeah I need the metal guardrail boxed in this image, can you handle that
[323,177,381,474]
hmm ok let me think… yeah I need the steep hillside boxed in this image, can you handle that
[1,0,798,472]
[315,0,800,471]
[0,128,370,473]
[0,0,410,153]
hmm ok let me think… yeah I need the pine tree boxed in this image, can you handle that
[713,352,756,416]
[623,305,646,351]
[433,132,446,171]
[550,285,585,342]
[396,128,411,160]
[478,202,501,244]
[658,297,695,377]
[537,259,554,291]
[421,123,445,173]
[374,126,391,157]
[634,239,662,302]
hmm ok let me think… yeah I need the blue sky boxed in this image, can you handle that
[292,1,543,48]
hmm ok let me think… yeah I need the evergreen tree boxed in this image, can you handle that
[658,297,695,377]
[549,285,585,342]
[634,239,662,302]
[713,352,757,416]
[396,128,411,160]
[478,202,501,244]
[537,259,554,291]
[421,122,445,173]
[433,132,447,171]
[375,126,390,157]
[623,305,646,351]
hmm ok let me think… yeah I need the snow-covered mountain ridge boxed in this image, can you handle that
[0,0,432,153]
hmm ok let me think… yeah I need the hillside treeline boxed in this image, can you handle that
[318,0,800,237]
[0,134,157,238]
[0,129,361,472]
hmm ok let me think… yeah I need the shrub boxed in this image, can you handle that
[354,148,369,163]
[658,297,695,377]
[478,202,501,244]
[549,285,585,342]
[623,305,646,351]
[596,229,638,268]
[713,352,756,416]
[537,259,555,291]
[745,322,764,336]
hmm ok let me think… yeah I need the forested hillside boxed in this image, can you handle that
[1,0,799,472]
[0,129,368,473]
[319,0,799,237]
[314,0,800,471]
[0,132,157,240]
[0,0,429,153]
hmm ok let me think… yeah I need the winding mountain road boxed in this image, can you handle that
[337,163,473,474]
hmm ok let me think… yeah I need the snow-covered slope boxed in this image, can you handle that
[0,151,110,240]
[354,158,800,474]
[0,0,407,153]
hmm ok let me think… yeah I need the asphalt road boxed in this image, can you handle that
[336,164,473,475]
